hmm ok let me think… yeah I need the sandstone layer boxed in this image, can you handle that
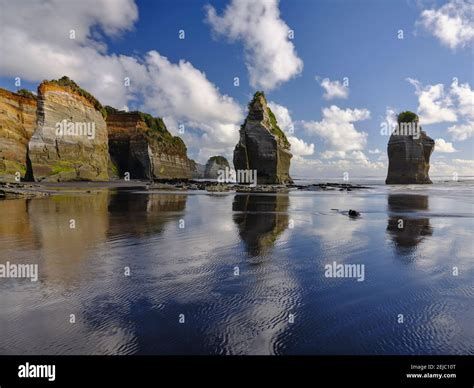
[234,92,292,184]
[106,109,194,180]
[0,89,37,182]
[28,77,109,181]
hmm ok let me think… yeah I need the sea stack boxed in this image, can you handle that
[28,77,109,181]
[204,156,229,179]
[106,107,194,180]
[0,88,37,182]
[385,111,435,184]
[233,91,292,184]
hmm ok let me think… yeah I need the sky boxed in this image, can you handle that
[0,0,472,178]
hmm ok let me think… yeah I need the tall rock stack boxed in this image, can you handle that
[204,156,229,179]
[0,89,37,182]
[386,111,435,184]
[233,92,292,184]
[28,77,109,181]
[106,108,194,180]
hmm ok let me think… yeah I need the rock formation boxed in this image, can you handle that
[0,88,37,182]
[28,77,109,181]
[386,111,435,184]
[204,155,229,179]
[233,92,292,184]
[106,108,194,180]
[191,161,205,179]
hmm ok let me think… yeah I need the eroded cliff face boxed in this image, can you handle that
[233,92,292,184]
[386,113,435,184]
[204,156,229,179]
[107,110,194,180]
[0,89,36,182]
[28,78,109,181]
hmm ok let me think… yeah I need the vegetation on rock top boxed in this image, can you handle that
[16,89,36,99]
[45,76,107,118]
[247,91,290,148]
[397,111,419,123]
[208,155,229,165]
[248,90,266,110]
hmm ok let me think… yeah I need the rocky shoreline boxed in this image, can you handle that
[0,180,370,198]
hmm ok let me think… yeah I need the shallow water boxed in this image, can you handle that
[0,182,473,355]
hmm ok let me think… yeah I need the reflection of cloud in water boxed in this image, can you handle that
[295,195,369,259]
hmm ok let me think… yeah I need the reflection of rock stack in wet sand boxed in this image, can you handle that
[0,199,39,253]
[107,193,187,238]
[232,194,289,256]
[386,194,433,252]
[27,191,110,281]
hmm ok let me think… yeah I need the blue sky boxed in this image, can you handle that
[0,0,472,178]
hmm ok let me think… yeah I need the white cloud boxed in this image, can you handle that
[0,0,140,108]
[319,150,371,164]
[0,0,245,162]
[267,101,293,132]
[407,78,474,142]
[143,52,243,146]
[369,148,381,154]
[267,101,314,157]
[430,158,474,176]
[448,122,474,140]
[435,138,458,152]
[407,78,457,124]
[291,154,385,179]
[287,136,315,156]
[316,77,349,100]
[417,0,474,50]
[303,105,370,156]
[383,107,398,131]
[450,81,474,119]
[206,0,303,90]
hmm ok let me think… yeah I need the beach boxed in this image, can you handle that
[0,179,472,355]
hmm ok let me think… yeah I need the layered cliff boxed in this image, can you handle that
[106,108,194,180]
[386,112,435,184]
[204,155,229,179]
[234,92,292,184]
[0,88,37,182]
[28,77,109,181]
